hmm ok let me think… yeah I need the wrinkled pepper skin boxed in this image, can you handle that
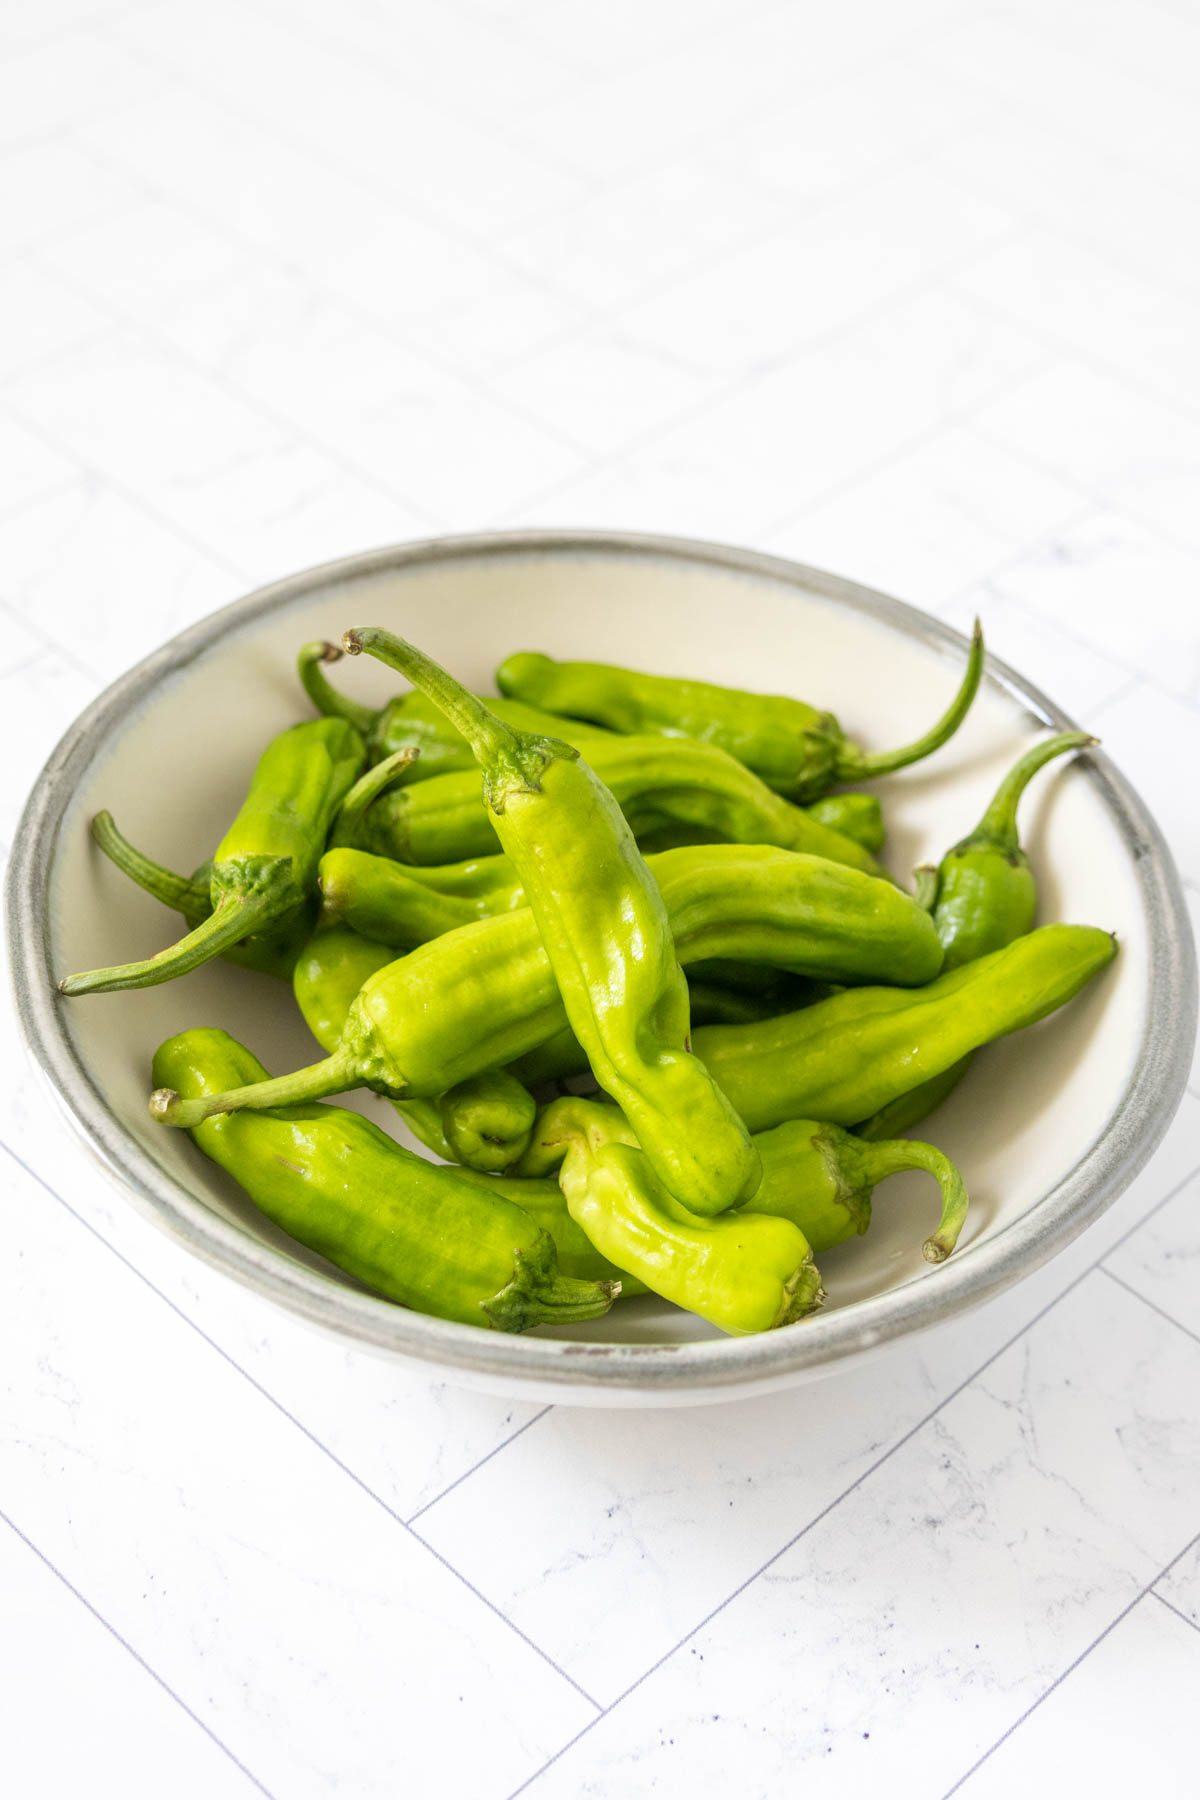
[342,732,884,877]
[153,1029,617,1331]
[342,627,759,1217]
[494,623,983,804]
[855,732,1095,1141]
[318,841,942,980]
[633,790,885,857]
[291,926,531,1168]
[299,639,616,775]
[60,719,365,996]
[522,1098,823,1333]
[151,846,942,1141]
[519,1101,968,1263]
[691,923,1117,1133]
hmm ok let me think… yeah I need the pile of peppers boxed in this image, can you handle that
[60,619,1118,1337]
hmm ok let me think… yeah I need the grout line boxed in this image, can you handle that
[1098,1263,1200,1352]
[0,1138,599,1715]
[0,1504,277,1799]
[406,1406,554,1525]
[504,1153,1200,1795]
[942,1526,1200,1798]
[1151,1589,1200,1638]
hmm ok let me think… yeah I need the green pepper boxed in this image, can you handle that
[341,730,885,876]
[520,1099,968,1264]
[59,718,365,996]
[804,792,886,854]
[82,812,309,981]
[343,625,761,1217]
[520,1097,822,1333]
[153,840,945,1141]
[635,789,885,857]
[154,1028,617,1331]
[747,1119,968,1262]
[494,623,984,803]
[317,842,940,981]
[291,925,530,1167]
[855,732,1095,1140]
[691,923,1117,1133]
[452,1165,642,1291]
[299,640,616,774]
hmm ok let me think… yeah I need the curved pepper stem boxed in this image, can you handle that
[91,811,210,917]
[840,1132,969,1263]
[344,626,571,794]
[837,620,985,784]
[330,745,420,845]
[297,640,378,736]
[59,889,284,997]
[149,1043,360,1127]
[965,730,1097,856]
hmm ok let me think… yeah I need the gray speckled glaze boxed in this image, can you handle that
[6,531,1196,1404]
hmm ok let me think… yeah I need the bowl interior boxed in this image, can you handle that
[17,537,1182,1398]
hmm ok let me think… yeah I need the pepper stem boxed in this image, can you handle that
[837,619,985,783]
[967,730,1097,856]
[852,1135,970,1262]
[482,1259,620,1330]
[149,1045,361,1127]
[58,889,282,997]
[330,745,420,845]
[343,626,567,790]
[912,864,939,912]
[297,640,378,735]
[91,811,210,918]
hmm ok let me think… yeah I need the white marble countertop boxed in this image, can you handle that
[3,1,1200,1793]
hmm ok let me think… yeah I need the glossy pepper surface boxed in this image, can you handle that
[154,1028,617,1331]
[341,625,759,1217]
[151,845,941,1139]
[292,925,531,1167]
[691,923,1116,1133]
[855,731,1095,1141]
[519,1101,968,1263]
[747,1119,968,1262]
[341,730,885,876]
[299,639,616,775]
[522,1098,823,1333]
[317,841,941,977]
[60,718,365,996]
[494,622,983,803]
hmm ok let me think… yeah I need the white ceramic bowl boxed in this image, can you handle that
[7,532,1195,1405]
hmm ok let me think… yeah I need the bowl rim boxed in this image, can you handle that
[6,527,1196,1395]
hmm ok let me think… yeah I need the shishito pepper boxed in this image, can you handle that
[290,925,521,1166]
[519,1099,969,1264]
[692,923,1117,1133]
[341,730,885,876]
[855,731,1096,1141]
[299,640,616,775]
[151,842,942,1139]
[59,718,365,996]
[520,1098,823,1333]
[493,623,984,803]
[316,841,942,980]
[153,1028,617,1330]
[342,625,760,1217]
